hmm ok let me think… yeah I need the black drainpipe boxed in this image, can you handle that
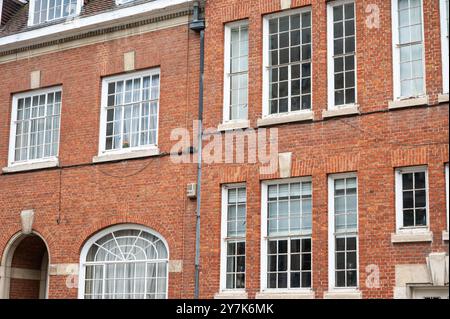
[189,1,205,300]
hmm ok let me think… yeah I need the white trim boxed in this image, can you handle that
[0,231,50,299]
[326,0,358,110]
[262,6,313,118]
[260,177,314,293]
[0,0,3,26]
[445,163,449,234]
[98,68,160,158]
[323,290,362,299]
[27,0,83,27]
[391,0,427,100]
[438,93,449,103]
[440,0,449,94]
[215,291,248,299]
[217,120,250,132]
[391,231,433,243]
[7,85,62,169]
[256,111,313,127]
[322,105,359,118]
[116,0,135,5]
[394,166,429,233]
[0,0,193,51]
[77,223,170,299]
[223,19,249,123]
[92,147,160,163]
[2,158,59,173]
[255,291,315,299]
[388,95,429,109]
[219,183,247,293]
[327,172,359,291]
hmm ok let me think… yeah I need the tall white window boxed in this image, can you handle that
[28,0,81,26]
[263,8,312,116]
[220,185,246,291]
[99,69,160,154]
[261,178,312,290]
[327,0,356,108]
[445,164,449,234]
[328,173,358,289]
[8,87,61,167]
[440,0,449,94]
[223,21,249,122]
[392,0,425,99]
[395,166,429,231]
[78,225,169,299]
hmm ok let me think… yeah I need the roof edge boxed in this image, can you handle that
[0,0,195,52]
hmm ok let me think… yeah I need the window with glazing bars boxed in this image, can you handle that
[103,72,160,151]
[224,186,246,289]
[267,10,312,114]
[266,181,312,289]
[396,0,425,97]
[13,89,61,163]
[333,176,358,288]
[32,0,78,25]
[331,2,356,106]
[400,170,427,228]
[226,22,249,121]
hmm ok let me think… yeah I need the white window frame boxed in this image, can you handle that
[327,172,359,291]
[98,68,160,157]
[78,223,169,299]
[394,166,429,232]
[440,0,449,94]
[116,0,134,5]
[262,7,313,118]
[7,86,62,168]
[445,163,449,233]
[327,0,358,110]
[260,177,313,293]
[220,183,247,292]
[27,0,83,27]
[391,0,426,100]
[223,19,249,125]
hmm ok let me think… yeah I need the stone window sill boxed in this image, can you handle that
[443,230,449,242]
[214,291,248,299]
[388,96,429,109]
[257,111,313,127]
[255,290,315,299]
[322,105,360,118]
[323,290,362,299]
[391,230,433,243]
[93,147,160,163]
[438,93,449,103]
[217,120,250,131]
[2,158,59,173]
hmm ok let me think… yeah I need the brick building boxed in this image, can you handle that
[0,0,449,300]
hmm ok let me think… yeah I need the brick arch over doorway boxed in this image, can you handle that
[0,232,49,299]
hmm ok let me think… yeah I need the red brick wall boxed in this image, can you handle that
[11,235,46,269]
[9,278,40,299]
[200,0,449,299]
[0,23,201,299]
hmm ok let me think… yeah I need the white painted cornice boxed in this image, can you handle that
[0,0,194,52]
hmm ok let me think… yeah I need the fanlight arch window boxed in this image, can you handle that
[79,225,168,299]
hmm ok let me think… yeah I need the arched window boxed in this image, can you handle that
[79,225,168,299]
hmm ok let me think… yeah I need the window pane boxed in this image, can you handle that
[84,229,168,299]
[332,2,356,106]
[103,72,159,151]
[14,89,61,162]
[268,10,312,114]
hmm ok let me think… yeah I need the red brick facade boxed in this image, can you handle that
[199,0,448,299]
[0,0,448,299]
[0,15,201,299]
